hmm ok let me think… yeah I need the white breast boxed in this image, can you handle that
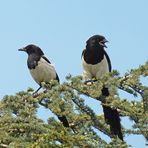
[29,57,57,84]
[82,55,109,81]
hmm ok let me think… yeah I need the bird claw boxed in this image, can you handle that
[84,80,96,85]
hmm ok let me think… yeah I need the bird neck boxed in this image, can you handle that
[27,53,41,69]
[84,46,104,64]
[28,53,41,61]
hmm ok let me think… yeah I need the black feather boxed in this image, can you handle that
[58,116,70,127]
[102,87,123,140]
[42,55,51,64]
[27,54,40,69]
[104,50,112,72]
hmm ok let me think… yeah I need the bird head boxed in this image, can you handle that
[86,35,108,48]
[18,44,44,55]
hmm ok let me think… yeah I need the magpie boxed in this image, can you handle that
[81,35,123,140]
[18,44,69,127]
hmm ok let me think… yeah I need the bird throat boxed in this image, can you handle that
[84,46,104,65]
[27,54,40,69]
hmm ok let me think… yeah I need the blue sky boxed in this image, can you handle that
[0,0,147,147]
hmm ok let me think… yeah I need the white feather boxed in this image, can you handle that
[29,57,57,84]
[82,55,109,81]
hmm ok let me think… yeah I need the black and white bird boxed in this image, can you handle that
[81,35,123,140]
[18,44,69,127]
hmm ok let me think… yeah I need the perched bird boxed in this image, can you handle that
[18,44,69,127]
[81,35,123,140]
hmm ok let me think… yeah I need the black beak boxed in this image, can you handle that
[18,48,26,52]
[103,39,109,43]
[99,39,109,48]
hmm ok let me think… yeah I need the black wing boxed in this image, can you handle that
[42,55,51,64]
[56,73,60,82]
[104,50,112,72]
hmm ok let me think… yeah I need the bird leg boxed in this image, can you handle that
[33,86,42,94]
[84,79,97,85]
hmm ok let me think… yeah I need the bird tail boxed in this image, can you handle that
[102,105,123,140]
[102,87,123,140]
[58,116,69,127]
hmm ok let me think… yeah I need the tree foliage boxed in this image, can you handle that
[0,61,147,147]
